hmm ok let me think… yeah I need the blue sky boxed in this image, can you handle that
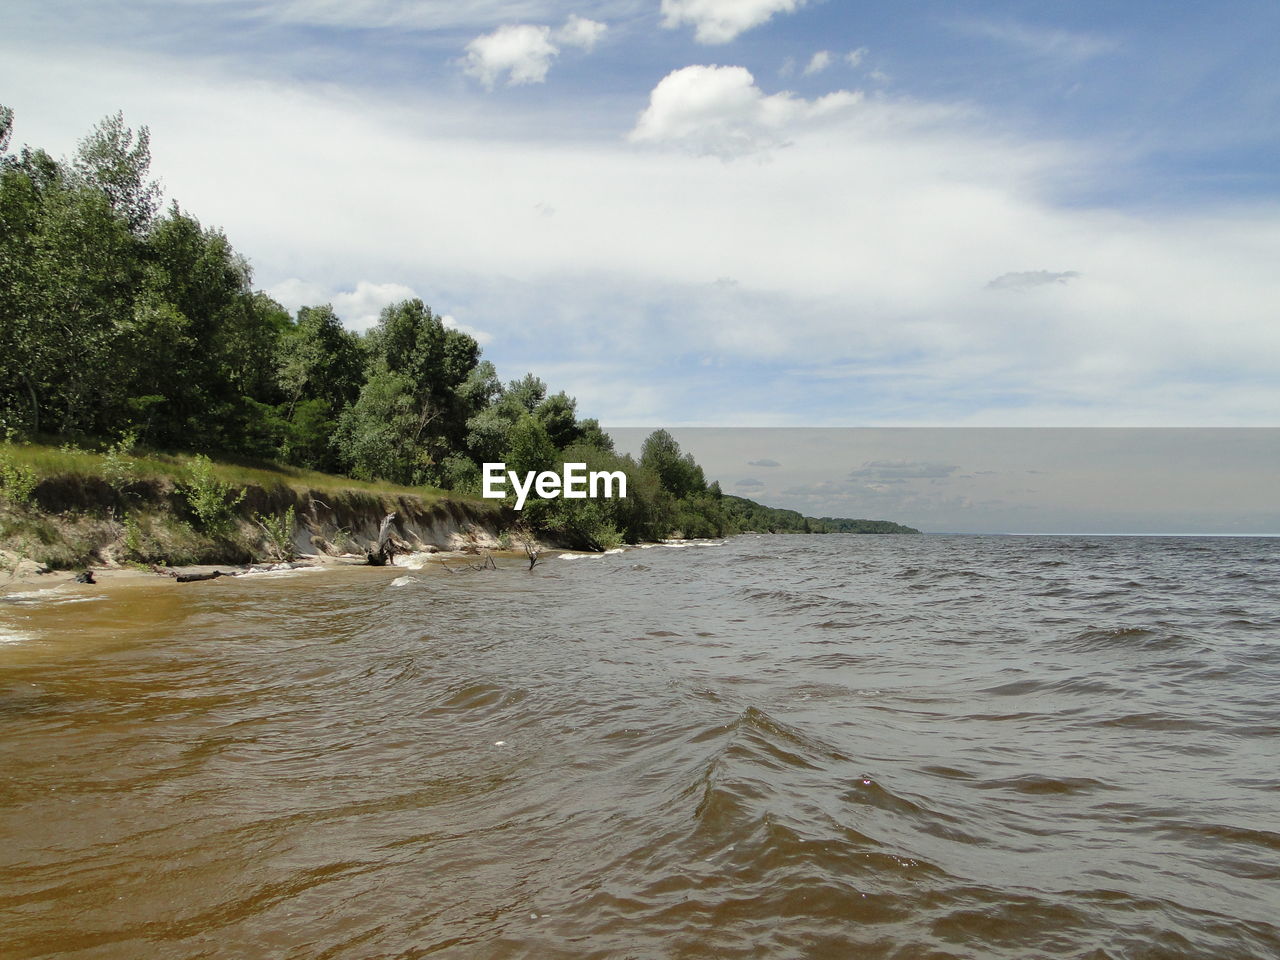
[3,0,1279,427]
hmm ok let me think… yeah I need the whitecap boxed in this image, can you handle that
[0,625,34,644]
[241,563,325,578]
[395,552,438,570]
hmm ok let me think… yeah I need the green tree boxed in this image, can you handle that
[71,111,161,235]
[504,413,556,477]
[575,418,614,452]
[27,180,141,436]
[275,303,362,468]
[333,371,426,484]
[503,373,546,415]
[535,390,581,449]
[361,298,482,481]
[640,429,706,499]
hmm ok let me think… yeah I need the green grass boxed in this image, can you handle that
[1,441,475,506]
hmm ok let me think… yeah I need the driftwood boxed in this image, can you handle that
[366,513,399,566]
[175,570,229,583]
[438,553,497,574]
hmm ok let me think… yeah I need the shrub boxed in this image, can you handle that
[102,430,139,491]
[0,453,37,505]
[177,455,245,537]
[255,505,298,562]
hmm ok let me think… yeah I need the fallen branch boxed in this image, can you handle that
[175,570,229,583]
[438,553,497,574]
[367,512,399,566]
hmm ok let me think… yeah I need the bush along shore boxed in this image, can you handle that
[0,106,916,584]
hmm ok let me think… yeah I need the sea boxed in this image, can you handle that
[2,534,1278,959]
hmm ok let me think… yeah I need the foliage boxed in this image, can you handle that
[101,429,139,490]
[0,451,37,504]
[255,505,298,562]
[177,454,246,537]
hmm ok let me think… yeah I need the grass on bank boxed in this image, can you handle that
[0,440,463,504]
[0,439,490,572]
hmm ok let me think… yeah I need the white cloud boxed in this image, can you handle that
[10,45,1280,427]
[660,0,807,44]
[462,15,607,88]
[265,279,493,342]
[441,314,495,346]
[846,47,868,67]
[266,278,418,329]
[628,64,861,158]
[957,19,1119,63]
[462,23,559,88]
[331,281,420,329]
[803,50,831,75]
[265,277,330,314]
[555,13,607,50]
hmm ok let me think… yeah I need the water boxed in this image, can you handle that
[2,535,1278,959]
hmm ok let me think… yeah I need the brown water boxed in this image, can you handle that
[2,535,1278,959]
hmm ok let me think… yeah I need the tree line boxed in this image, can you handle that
[0,107,916,546]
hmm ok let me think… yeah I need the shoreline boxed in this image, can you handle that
[0,536,740,599]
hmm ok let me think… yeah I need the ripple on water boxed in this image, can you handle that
[3,534,1280,958]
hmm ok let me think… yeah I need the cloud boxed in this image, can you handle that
[267,278,417,329]
[803,51,831,75]
[849,460,960,480]
[846,47,867,67]
[14,42,1280,428]
[442,313,495,345]
[555,13,607,50]
[986,270,1081,291]
[461,16,604,88]
[748,458,780,467]
[956,19,1119,63]
[736,477,766,488]
[660,0,807,44]
[332,280,420,328]
[462,24,558,88]
[265,278,493,342]
[628,65,861,158]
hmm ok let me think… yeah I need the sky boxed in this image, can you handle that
[4,0,1279,434]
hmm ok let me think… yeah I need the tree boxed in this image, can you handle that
[0,105,13,157]
[504,414,556,477]
[278,304,363,415]
[139,205,268,449]
[504,373,547,414]
[535,390,581,448]
[274,303,362,468]
[27,180,141,436]
[576,418,615,452]
[362,298,482,481]
[333,371,424,484]
[71,112,161,235]
[640,429,706,499]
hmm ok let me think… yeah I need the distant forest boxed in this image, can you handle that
[0,107,917,545]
